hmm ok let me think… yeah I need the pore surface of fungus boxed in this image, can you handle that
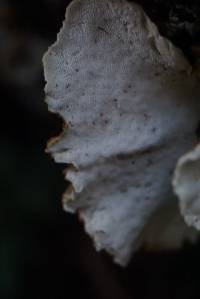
[43,0,200,265]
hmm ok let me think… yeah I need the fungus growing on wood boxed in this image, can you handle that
[43,0,200,265]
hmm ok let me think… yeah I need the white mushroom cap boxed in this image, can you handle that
[43,0,200,265]
[173,143,200,230]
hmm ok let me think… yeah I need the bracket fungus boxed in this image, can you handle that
[43,0,200,265]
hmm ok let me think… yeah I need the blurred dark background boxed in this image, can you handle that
[1,0,200,298]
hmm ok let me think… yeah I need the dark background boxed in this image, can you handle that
[1,1,200,298]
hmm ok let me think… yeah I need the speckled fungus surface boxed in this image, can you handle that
[43,0,200,265]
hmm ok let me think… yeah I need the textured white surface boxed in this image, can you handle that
[173,144,200,230]
[43,0,200,265]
